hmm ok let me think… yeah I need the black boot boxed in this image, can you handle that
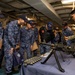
[12,67,19,74]
[18,64,22,69]
[12,70,19,74]
[0,65,1,69]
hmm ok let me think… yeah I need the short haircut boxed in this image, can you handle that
[70,10,75,15]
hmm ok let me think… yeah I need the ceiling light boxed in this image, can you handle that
[72,27,75,30]
[61,0,75,4]
[27,18,31,20]
[72,24,75,26]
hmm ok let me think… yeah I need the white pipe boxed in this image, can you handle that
[54,5,75,10]
[61,0,75,4]
[72,1,75,10]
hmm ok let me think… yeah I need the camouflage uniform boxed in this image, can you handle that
[4,20,20,73]
[33,27,38,41]
[62,27,73,46]
[32,27,38,56]
[0,22,4,67]
[20,26,34,59]
[0,22,3,40]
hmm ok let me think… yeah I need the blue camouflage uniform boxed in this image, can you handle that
[62,27,73,46]
[4,20,20,73]
[32,27,38,56]
[20,26,34,59]
[0,22,3,40]
[33,27,38,41]
[0,22,4,66]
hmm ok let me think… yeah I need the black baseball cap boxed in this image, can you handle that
[0,14,5,18]
[18,15,28,22]
[27,20,36,26]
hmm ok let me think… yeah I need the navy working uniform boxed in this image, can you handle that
[4,20,20,73]
[31,21,38,42]
[34,27,38,42]
[0,22,3,40]
[32,26,38,56]
[62,24,73,46]
[20,21,34,59]
[0,22,4,67]
[40,22,55,54]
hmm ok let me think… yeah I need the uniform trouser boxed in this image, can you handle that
[4,48,13,73]
[20,45,32,60]
[0,48,4,66]
[40,42,51,54]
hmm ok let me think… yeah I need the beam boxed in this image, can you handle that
[0,1,19,11]
[23,0,62,25]
[59,13,70,15]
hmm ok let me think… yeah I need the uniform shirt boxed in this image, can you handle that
[63,27,73,37]
[62,27,74,45]
[54,32,60,43]
[20,26,34,47]
[33,27,38,41]
[4,20,20,48]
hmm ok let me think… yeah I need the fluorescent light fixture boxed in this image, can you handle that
[27,18,36,20]
[72,24,75,26]
[61,0,75,4]
[72,27,75,30]
[27,18,31,20]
